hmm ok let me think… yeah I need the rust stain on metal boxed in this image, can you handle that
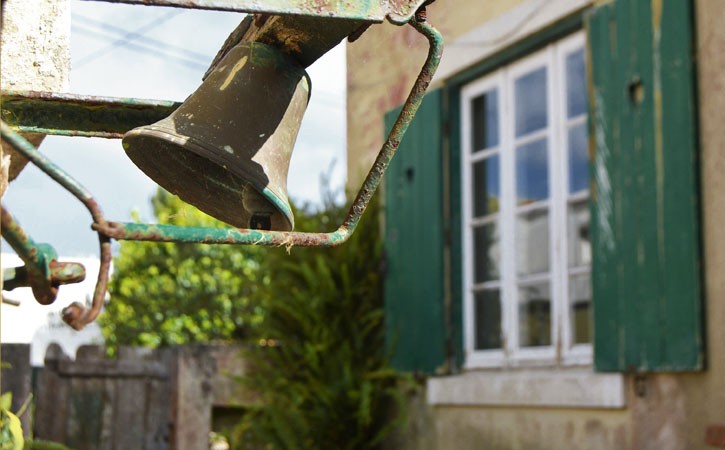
[706,424,725,447]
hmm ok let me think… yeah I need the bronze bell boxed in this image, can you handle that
[122,42,311,231]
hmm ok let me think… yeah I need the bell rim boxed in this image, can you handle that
[123,126,295,231]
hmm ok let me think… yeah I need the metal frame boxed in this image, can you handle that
[1,3,442,329]
[81,0,430,24]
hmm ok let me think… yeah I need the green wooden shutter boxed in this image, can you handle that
[383,89,447,374]
[587,0,703,371]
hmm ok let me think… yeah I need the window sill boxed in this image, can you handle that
[427,368,626,409]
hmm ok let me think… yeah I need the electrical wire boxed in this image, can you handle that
[72,11,345,110]
[73,9,203,69]
[72,23,209,71]
[74,13,211,66]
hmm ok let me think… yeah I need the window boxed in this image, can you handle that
[461,32,589,367]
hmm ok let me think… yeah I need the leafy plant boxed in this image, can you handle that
[100,188,265,354]
[231,195,407,450]
[0,393,23,450]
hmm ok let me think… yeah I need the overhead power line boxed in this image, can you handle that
[73,10,211,70]
[72,23,209,71]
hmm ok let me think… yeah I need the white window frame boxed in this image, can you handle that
[461,32,589,369]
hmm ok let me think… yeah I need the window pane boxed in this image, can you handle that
[472,90,499,150]
[474,289,502,350]
[516,209,549,276]
[568,122,589,194]
[567,200,591,268]
[515,67,548,136]
[569,273,592,344]
[518,281,551,347]
[516,138,549,205]
[566,48,586,118]
[472,155,500,216]
[474,222,500,283]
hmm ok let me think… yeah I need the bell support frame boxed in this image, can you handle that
[0,11,442,327]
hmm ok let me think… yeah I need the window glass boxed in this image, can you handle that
[568,122,589,193]
[518,281,551,347]
[569,273,592,344]
[567,200,591,268]
[472,90,500,150]
[516,209,550,276]
[474,222,500,283]
[516,138,549,205]
[473,155,500,216]
[474,289,502,350]
[566,49,587,118]
[515,67,548,136]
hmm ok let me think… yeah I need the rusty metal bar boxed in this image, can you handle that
[82,0,429,24]
[94,16,443,247]
[0,123,112,330]
[1,91,180,139]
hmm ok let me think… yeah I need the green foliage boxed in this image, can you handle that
[231,195,407,450]
[0,394,23,450]
[100,188,265,354]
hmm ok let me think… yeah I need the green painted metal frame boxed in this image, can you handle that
[1,123,113,330]
[1,91,180,139]
[1,207,86,305]
[0,15,442,327]
[83,0,430,25]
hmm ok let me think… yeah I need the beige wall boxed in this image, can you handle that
[349,0,725,448]
[1,0,71,180]
[346,0,526,189]
[1,0,70,92]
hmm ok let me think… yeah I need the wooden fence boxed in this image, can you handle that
[3,343,251,450]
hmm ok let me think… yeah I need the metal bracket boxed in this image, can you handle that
[1,207,86,304]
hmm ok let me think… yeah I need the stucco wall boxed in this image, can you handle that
[348,0,725,448]
[1,0,71,180]
[1,0,70,92]
[346,0,525,189]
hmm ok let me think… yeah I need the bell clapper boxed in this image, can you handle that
[243,184,276,230]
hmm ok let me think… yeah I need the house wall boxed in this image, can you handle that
[348,0,725,448]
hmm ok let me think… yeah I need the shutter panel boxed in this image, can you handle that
[587,0,703,371]
[383,89,447,374]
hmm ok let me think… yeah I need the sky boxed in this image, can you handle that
[3,1,347,257]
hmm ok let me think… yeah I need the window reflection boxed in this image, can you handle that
[518,281,551,347]
[515,67,548,136]
[516,138,549,205]
[566,49,587,118]
[475,289,502,350]
[474,222,500,283]
[569,273,592,344]
[473,155,500,216]
[516,209,550,276]
[472,90,500,150]
[568,123,589,194]
[567,200,591,268]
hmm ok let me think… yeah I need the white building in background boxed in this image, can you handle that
[1,253,105,366]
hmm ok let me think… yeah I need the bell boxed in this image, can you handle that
[122,42,311,231]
